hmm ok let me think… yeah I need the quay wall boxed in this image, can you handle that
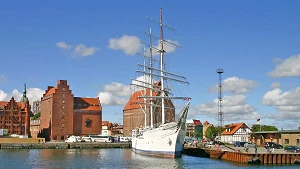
[0,138,45,143]
[0,142,131,149]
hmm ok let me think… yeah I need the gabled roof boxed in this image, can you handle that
[221,122,250,135]
[0,102,8,107]
[0,99,26,109]
[44,87,56,96]
[102,121,112,127]
[123,89,158,111]
[193,119,202,126]
[203,121,210,125]
[74,97,102,111]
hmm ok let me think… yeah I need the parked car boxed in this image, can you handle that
[284,145,300,153]
[234,141,247,147]
[244,142,257,148]
[215,141,225,145]
[263,142,283,149]
[65,136,78,143]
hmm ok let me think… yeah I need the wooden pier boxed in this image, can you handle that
[184,147,300,165]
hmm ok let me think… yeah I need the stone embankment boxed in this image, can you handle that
[0,142,131,149]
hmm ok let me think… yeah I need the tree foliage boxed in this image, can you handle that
[251,124,278,132]
[32,112,41,120]
[205,126,219,139]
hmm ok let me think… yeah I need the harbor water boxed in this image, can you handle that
[0,149,299,169]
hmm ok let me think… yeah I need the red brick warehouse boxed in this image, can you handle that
[39,80,102,141]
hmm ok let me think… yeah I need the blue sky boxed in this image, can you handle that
[0,0,299,129]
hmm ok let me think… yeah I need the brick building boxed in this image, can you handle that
[39,80,102,141]
[30,118,40,138]
[0,84,31,136]
[32,100,41,115]
[186,119,203,138]
[123,86,175,137]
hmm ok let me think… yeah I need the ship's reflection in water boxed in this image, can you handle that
[1,149,298,169]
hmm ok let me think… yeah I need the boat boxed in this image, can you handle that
[130,8,191,158]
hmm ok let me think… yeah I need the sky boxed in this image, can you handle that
[0,0,299,130]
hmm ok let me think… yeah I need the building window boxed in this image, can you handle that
[62,94,65,98]
[62,106,64,110]
[285,139,289,144]
[61,129,64,133]
[62,100,64,104]
[62,124,64,127]
[62,118,65,121]
[297,139,300,144]
[63,88,65,92]
[62,112,64,115]
[53,135,57,140]
[78,103,81,106]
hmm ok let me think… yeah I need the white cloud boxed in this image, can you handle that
[97,76,156,106]
[262,87,300,120]
[97,92,128,106]
[74,44,99,57]
[97,82,132,106]
[103,82,131,97]
[262,87,300,107]
[270,82,280,89]
[0,88,44,106]
[56,41,72,50]
[195,95,261,121]
[210,76,258,94]
[108,35,141,55]
[0,90,7,100]
[267,55,300,77]
[152,39,179,56]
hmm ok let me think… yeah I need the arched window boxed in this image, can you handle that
[61,136,65,141]
[53,135,57,140]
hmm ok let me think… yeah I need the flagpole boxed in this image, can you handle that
[257,119,261,132]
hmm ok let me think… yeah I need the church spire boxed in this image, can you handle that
[20,83,29,102]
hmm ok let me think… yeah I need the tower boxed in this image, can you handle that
[216,68,224,132]
[20,83,29,102]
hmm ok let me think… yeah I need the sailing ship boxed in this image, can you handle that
[130,8,191,158]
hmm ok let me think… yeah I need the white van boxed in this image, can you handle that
[65,136,78,143]
[89,135,113,143]
[120,137,131,142]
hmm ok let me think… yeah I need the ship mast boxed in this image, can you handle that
[143,48,147,128]
[159,8,166,124]
[149,28,154,128]
[136,8,190,127]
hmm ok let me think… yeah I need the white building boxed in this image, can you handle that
[221,123,251,144]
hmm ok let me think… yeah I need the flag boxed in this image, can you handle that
[257,119,260,124]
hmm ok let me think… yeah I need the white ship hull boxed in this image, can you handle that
[132,122,186,158]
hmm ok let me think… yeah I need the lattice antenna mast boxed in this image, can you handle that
[217,68,224,133]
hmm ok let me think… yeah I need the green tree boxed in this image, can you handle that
[205,126,218,139]
[251,124,278,132]
[32,112,41,120]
